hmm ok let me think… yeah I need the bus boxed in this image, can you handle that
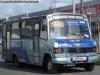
[0,26,2,44]
[2,12,98,73]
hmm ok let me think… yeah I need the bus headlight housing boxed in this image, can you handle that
[53,48,62,53]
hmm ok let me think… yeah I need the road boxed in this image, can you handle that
[0,55,100,75]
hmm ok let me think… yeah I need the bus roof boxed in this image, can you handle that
[3,12,86,23]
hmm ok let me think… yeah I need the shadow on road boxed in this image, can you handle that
[0,60,85,74]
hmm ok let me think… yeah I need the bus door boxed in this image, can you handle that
[6,24,11,60]
[33,21,40,65]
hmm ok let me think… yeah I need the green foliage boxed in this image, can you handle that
[98,57,100,63]
[0,50,2,54]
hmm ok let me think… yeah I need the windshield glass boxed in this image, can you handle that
[49,19,90,39]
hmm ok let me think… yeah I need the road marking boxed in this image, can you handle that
[62,73,72,75]
[66,74,72,75]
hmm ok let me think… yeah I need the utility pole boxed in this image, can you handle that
[72,0,75,14]
[54,0,56,12]
[80,0,83,14]
[48,0,57,12]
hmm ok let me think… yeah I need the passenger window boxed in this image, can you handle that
[41,18,47,31]
[40,18,48,39]
[11,22,20,39]
[3,24,6,38]
[21,21,32,39]
[34,24,39,36]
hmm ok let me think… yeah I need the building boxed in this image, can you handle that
[0,0,100,49]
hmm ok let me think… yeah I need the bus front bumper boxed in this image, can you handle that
[52,56,98,64]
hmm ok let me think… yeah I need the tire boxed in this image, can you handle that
[47,58,58,74]
[42,62,47,70]
[14,56,21,67]
[5,60,8,62]
[84,63,95,71]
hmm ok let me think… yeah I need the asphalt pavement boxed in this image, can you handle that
[0,54,100,75]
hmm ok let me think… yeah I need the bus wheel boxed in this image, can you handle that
[5,60,8,62]
[84,63,95,71]
[15,56,20,67]
[47,58,58,74]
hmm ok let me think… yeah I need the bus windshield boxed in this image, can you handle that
[49,19,90,39]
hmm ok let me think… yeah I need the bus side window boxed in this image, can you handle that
[34,23,39,36]
[21,21,32,39]
[40,18,47,39]
[3,24,6,39]
[2,24,6,39]
[41,18,47,31]
[11,22,20,39]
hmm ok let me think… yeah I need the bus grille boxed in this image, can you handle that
[66,47,95,53]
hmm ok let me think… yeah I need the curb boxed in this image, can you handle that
[95,63,100,65]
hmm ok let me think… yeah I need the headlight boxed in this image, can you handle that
[53,48,62,53]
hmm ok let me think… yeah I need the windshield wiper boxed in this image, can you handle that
[69,33,82,37]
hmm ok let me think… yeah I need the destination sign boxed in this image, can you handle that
[52,15,84,20]
[65,20,87,25]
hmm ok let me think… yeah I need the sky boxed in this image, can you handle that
[0,0,91,19]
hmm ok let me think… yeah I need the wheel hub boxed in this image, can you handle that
[47,61,52,71]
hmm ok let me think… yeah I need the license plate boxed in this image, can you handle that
[76,57,83,61]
